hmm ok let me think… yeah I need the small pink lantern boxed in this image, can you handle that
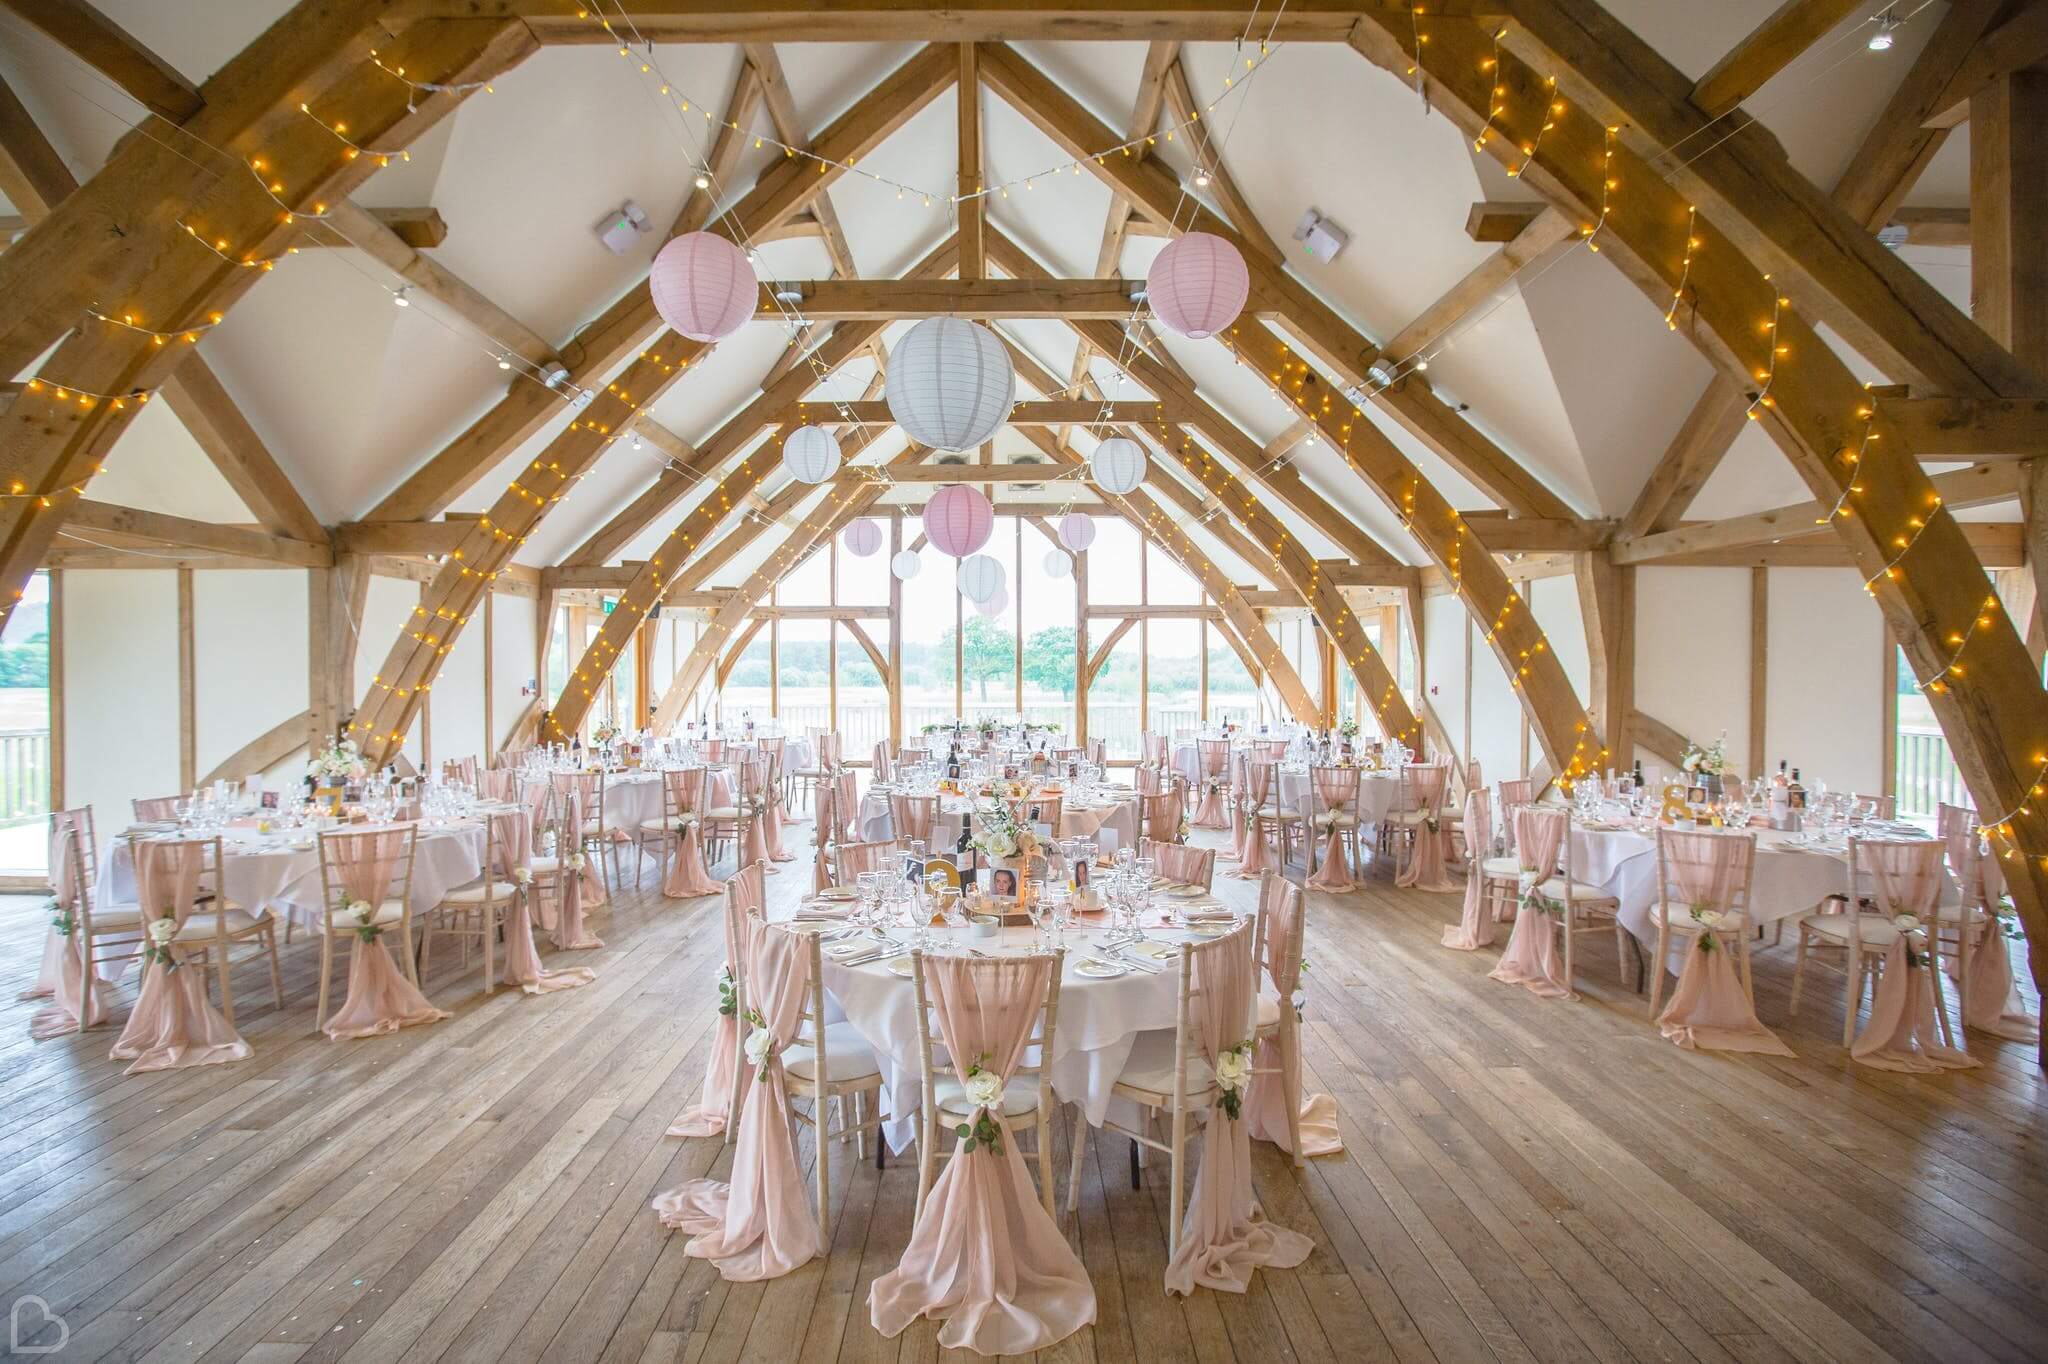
[649,231,756,341]
[975,585,1010,618]
[1058,512,1096,553]
[923,484,993,558]
[842,519,882,557]
[1146,231,1249,340]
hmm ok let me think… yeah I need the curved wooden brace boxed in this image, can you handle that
[198,709,310,789]
[714,618,769,691]
[1207,614,1264,689]
[1085,618,1137,688]
[1349,12,2048,1006]
[841,618,892,690]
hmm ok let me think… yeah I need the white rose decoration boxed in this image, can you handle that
[147,917,176,945]
[961,1069,1005,1112]
[567,852,585,872]
[513,867,532,885]
[743,1027,774,1071]
[1213,1046,1251,1093]
[1892,913,1921,933]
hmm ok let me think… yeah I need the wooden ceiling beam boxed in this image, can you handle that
[1457,514,1615,551]
[1501,0,2044,399]
[0,0,202,123]
[0,73,73,220]
[1925,2,2048,130]
[1378,205,1576,366]
[1884,205,1970,247]
[1618,375,1751,539]
[753,276,1142,317]
[158,354,326,543]
[1161,54,1284,265]
[66,499,329,566]
[957,43,985,280]
[744,43,858,278]
[1464,201,1546,242]
[291,205,447,249]
[1876,395,2048,459]
[1689,0,1865,119]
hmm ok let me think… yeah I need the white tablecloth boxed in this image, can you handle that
[859,789,1140,854]
[96,821,487,933]
[771,908,1231,1149]
[1569,823,1954,966]
[520,767,734,832]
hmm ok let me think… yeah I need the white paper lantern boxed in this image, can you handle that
[1090,436,1146,494]
[1043,549,1072,579]
[956,553,1004,605]
[782,425,840,484]
[649,231,757,341]
[1058,512,1096,553]
[890,550,923,580]
[842,519,882,557]
[885,316,1015,451]
[975,585,1010,618]
[1146,230,1249,340]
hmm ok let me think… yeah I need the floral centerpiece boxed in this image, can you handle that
[1338,718,1359,740]
[970,798,1041,865]
[592,718,620,746]
[307,737,367,785]
[1679,731,1730,797]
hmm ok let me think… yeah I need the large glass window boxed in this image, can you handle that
[719,624,773,720]
[1020,520,1077,738]
[0,570,51,876]
[1147,617,1202,745]
[899,532,957,732]
[1207,624,1260,730]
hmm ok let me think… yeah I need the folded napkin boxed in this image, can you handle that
[794,904,849,921]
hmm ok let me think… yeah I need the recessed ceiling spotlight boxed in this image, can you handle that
[1868,7,1898,50]
[1414,357,1430,372]
[693,168,711,190]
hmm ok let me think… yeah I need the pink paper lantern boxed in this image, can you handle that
[923,484,993,558]
[975,585,1009,618]
[842,519,882,557]
[649,231,756,341]
[1146,231,1249,340]
[1058,512,1096,553]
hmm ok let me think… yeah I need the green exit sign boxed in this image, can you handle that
[601,598,616,615]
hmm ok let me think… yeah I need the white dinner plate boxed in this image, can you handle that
[1076,959,1129,978]
[884,955,916,977]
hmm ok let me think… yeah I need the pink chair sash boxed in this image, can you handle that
[1231,762,1275,879]
[1653,831,1788,1053]
[1304,766,1358,892]
[1955,840,2036,1040]
[1243,881,1342,1157]
[108,840,251,1070]
[668,897,749,1137]
[1395,763,1457,891]
[652,918,822,1279]
[478,769,516,803]
[869,955,1095,1352]
[1145,839,1215,891]
[29,829,112,1039]
[1164,925,1314,1295]
[495,810,594,995]
[1442,792,1495,950]
[1851,841,1978,1072]
[890,792,935,844]
[1489,808,1572,998]
[554,789,605,950]
[322,827,447,1041]
[663,769,720,899]
[1190,739,1230,829]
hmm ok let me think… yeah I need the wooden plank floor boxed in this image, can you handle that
[2,824,2045,1363]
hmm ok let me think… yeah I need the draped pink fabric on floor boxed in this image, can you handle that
[1230,763,1276,880]
[1395,763,1458,892]
[22,822,79,1002]
[869,954,1095,1353]
[663,769,721,899]
[1223,756,1247,863]
[1190,740,1231,830]
[1652,830,1789,1054]
[552,790,605,950]
[668,897,748,1137]
[761,786,794,863]
[1244,882,1342,1158]
[652,917,822,1279]
[1442,792,1496,951]
[1489,808,1573,998]
[1165,925,1314,1294]
[1304,766,1358,893]
[1852,841,1977,1072]
[108,840,251,1071]
[494,810,594,995]
[1957,848,2036,1041]
[27,825,112,1037]
[323,827,448,1041]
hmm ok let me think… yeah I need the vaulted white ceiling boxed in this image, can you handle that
[0,1,2000,581]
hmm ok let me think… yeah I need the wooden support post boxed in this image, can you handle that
[957,43,983,280]
[1573,551,1632,774]
[1751,566,1769,779]
[1074,540,1089,747]
[177,567,194,791]
[889,515,904,748]
[47,568,60,809]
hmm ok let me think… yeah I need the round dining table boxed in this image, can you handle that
[768,889,1243,1149]
[518,765,735,832]
[96,817,488,936]
[859,785,1142,853]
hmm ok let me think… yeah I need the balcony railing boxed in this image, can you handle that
[1895,725,1968,823]
[739,700,1266,760]
[0,728,49,828]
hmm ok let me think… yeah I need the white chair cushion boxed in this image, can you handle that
[934,1072,1040,1120]
[172,908,268,942]
[1534,876,1618,906]
[1799,911,1902,947]
[528,855,561,874]
[640,815,694,833]
[313,897,405,934]
[85,906,143,931]
[441,879,520,905]
[781,1021,882,1083]
[1480,856,1525,879]
[1647,901,1743,935]
[704,806,741,821]
[1112,1028,1215,1098]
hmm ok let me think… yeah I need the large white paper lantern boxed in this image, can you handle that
[975,586,1010,618]
[782,425,840,484]
[842,519,882,557]
[956,553,1004,604]
[923,483,993,557]
[1043,549,1072,579]
[1058,512,1096,553]
[885,316,1015,450]
[890,549,923,580]
[1146,230,1249,340]
[1090,436,1146,494]
[649,231,756,341]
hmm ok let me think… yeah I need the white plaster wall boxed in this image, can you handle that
[1528,576,1591,705]
[62,572,180,841]
[1766,569,1884,796]
[490,588,538,753]
[354,574,423,770]
[193,570,307,786]
[1468,633,1524,786]
[430,592,487,769]
[1634,567,1753,781]
[1421,594,1467,762]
